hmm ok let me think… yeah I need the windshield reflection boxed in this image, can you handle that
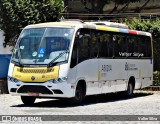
[12,27,74,65]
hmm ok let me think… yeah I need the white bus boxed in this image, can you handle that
[8,20,153,105]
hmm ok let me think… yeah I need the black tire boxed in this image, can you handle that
[71,84,85,105]
[21,96,36,105]
[126,82,134,97]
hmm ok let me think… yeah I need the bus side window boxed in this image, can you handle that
[99,31,111,58]
[77,29,91,63]
[90,30,98,58]
[138,36,147,57]
[113,34,127,58]
[134,38,139,54]
[146,37,152,57]
[108,34,114,57]
[70,38,77,68]
[128,35,138,57]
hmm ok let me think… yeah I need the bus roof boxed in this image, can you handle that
[25,22,81,28]
[85,21,129,29]
[25,21,151,37]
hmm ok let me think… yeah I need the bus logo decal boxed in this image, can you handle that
[31,76,35,81]
[101,65,112,72]
[125,63,138,71]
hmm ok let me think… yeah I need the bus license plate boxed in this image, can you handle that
[28,92,39,96]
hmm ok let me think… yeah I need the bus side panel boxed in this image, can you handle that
[99,59,128,93]
[76,59,100,95]
[113,59,128,92]
[127,59,141,89]
[59,64,75,97]
[8,63,14,77]
[138,59,153,89]
[99,59,115,93]
[127,59,153,90]
[67,66,77,96]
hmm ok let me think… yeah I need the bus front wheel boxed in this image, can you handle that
[71,84,85,105]
[21,96,36,105]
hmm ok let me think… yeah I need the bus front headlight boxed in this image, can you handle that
[8,76,19,83]
[48,77,67,83]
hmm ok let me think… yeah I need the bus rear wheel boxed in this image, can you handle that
[126,82,134,97]
[21,96,36,105]
[71,84,85,105]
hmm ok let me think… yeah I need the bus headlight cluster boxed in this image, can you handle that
[48,77,67,83]
[8,76,19,83]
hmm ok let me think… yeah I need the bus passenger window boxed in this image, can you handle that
[70,40,77,68]
[78,29,90,63]
[113,34,126,57]
[138,36,147,57]
[108,35,114,57]
[99,32,111,58]
[146,37,152,57]
[128,35,138,57]
[90,30,98,58]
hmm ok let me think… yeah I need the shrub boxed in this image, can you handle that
[153,71,160,86]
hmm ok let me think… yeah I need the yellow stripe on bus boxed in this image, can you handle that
[96,26,119,32]
[98,71,101,81]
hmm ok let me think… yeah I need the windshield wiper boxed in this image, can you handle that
[48,50,69,67]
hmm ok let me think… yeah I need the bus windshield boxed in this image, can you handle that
[12,27,74,65]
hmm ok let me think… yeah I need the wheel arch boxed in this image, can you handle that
[128,76,136,90]
[75,78,87,96]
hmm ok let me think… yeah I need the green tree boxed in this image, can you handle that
[0,0,63,46]
[79,0,150,14]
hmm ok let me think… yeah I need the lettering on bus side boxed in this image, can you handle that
[125,62,138,71]
[101,65,112,72]
[119,52,144,57]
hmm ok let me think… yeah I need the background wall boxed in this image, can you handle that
[0,30,12,78]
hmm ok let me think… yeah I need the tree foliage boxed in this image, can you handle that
[153,71,160,86]
[123,18,160,71]
[79,0,150,14]
[0,0,63,46]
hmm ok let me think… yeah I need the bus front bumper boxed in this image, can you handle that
[8,80,75,98]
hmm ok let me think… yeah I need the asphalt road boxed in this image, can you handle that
[0,91,160,124]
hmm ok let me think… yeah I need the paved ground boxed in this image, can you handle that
[0,91,160,124]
